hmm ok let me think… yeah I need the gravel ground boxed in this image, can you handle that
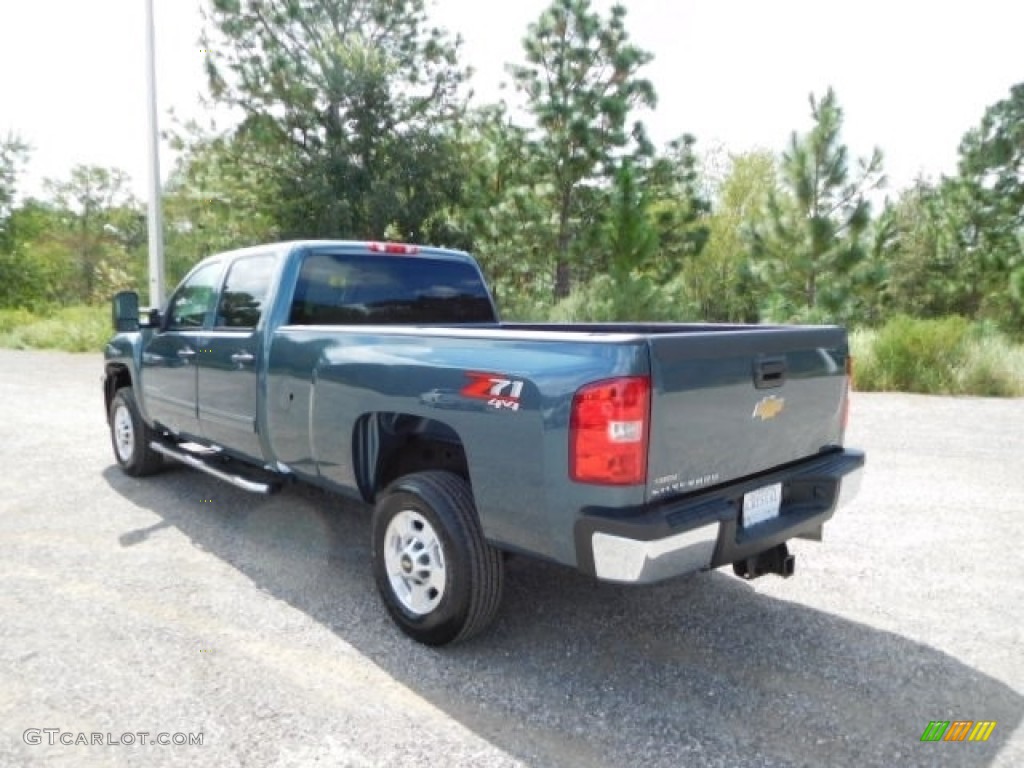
[0,348,1021,768]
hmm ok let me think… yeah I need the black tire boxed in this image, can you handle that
[372,471,504,646]
[108,387,164,477]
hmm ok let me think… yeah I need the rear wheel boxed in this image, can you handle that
[372,471,504,646]
[109,387,163,476]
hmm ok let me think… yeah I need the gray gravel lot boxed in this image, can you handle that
[0,348,1022,767]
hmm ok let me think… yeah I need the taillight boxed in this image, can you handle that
[368,242,420,255]
[841,355,852,431]
[570,376,650,485]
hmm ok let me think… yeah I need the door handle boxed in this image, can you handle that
[177,347,196,359]
[753,356,787,389]
[230,352,255,365]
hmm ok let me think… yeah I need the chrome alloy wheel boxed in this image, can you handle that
[383,509,447,616]
[113,403,135,463]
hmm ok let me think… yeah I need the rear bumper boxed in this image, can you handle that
[574,449,865,584]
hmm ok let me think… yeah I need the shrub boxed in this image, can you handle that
[0,305,111,353]
[956,331,1024,397]
[0,308,38,334]
[852,315,1024,396]
[547,273,690,323]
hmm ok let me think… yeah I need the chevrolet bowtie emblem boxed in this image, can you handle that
[752,395,785,421]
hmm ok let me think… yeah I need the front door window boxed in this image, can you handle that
[166,262,223,330]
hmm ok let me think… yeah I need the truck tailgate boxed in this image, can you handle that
[646,326,849,502]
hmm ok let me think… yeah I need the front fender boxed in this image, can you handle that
[103,332,147,423]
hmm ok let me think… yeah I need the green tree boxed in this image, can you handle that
[42,165,144,302]
[508,0,656,299]
[642,134,711,285]
[878,181,960,319]
[0,201,66,309]
[604,159,658,279]
[952,82,1024,330]
[202,0,468,241]
[750,88,885,322]
[882,81,1024,334]
[439,105,554,316]
[550,158,669,322]
[0,134,30,252]
[164,123,281,281]
[680,150,777,322]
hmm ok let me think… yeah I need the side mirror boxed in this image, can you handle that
[112,291,140,332]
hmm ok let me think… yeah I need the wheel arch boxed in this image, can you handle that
[103,363,133,422]
[352,412,470,503]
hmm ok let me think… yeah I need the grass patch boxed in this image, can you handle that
[851,315,1024,397]
[0,305,111,353]
[0,308,37,334]
[956,331,1024,396]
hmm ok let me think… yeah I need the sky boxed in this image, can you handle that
[1,0,1021,201]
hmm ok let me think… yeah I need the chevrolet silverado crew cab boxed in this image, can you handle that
[104,240,864,645]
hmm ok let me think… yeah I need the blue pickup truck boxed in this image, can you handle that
[104,240,864,645]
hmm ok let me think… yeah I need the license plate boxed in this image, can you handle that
[743,483,782,528]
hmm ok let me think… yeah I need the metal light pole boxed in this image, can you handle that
[144,0,166,308]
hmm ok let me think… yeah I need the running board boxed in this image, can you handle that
[149,441,281,494]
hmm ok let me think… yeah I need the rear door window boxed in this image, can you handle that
[215,254,277,329]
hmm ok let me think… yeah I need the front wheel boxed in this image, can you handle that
[109,387,163,477]
[372,471,504,646]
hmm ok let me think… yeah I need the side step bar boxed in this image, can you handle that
[149,441,281,495]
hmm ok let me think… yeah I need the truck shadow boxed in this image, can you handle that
[104,466,1021,768]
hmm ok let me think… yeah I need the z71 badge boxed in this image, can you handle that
[461,372,525,411]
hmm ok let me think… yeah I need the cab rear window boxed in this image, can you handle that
[289,253,496,325]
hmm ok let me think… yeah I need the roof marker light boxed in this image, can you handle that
[367,242,421,255]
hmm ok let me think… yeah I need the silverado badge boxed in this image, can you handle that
[752,395,785,421]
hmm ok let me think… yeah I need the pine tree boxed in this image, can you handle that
[508,0,656,299]
[751,88,884,322]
